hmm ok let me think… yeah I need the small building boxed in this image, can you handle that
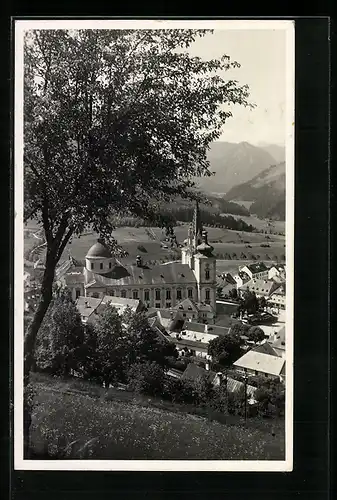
[268,264,286,281]
[239,262,269,280]
[233,350,286,382]
[232,271,251,289]
[268,283,286,310]
[238,278,281,299]
[156,309,184,332]
[173,298,215,324]
[76,295,143,324]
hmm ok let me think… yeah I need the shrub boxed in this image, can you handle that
[127,361,165,396]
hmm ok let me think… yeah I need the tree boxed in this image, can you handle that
[258,296,267,310]
[35,290,85,376]
[248,326,265,343]
[123,311,178,368]
[127,361,165,396]
[208,335,242,366]
[23,29,252,380]
[230,322,249,340]
[254,378,285,417]
[93,304,126,387]
[216,286,224,299]
[239,290,259,315]
[228,288,238,300]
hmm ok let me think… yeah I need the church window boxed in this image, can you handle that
[155,289,161,301]
[166,289,171,300]
[176,289,182,300]
[100,263,103,270]
[155,303,161,309]
[121,290,126,298]
[91,262,94,270]
[132,290,139,300]
[205,269,210,280]
[188,288,193,298]
[144,290,150,301]
[166,302,171,308]
[109,262,112,269]
[75,289,81,299]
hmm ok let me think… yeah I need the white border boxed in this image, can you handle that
[14,19,295,472]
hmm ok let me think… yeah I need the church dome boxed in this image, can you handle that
[86,240,112,259]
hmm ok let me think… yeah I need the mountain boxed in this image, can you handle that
[194,141,277,194]
[224,162,286,220]
[258,143,286,164]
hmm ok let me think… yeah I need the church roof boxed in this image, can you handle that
[84,262,197,288]
[86,240,112,259]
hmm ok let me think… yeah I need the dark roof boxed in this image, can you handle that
[76,296,102,318]
[252,342,278,356]
[85,262,197,288]
[181,363,216,384]
[247,262,268,273]
[86,240,112,259]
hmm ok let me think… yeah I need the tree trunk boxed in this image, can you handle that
[24,249,58,384]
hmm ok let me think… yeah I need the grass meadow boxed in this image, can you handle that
[29,374,285,460]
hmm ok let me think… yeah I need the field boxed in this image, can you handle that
[24,221,285,270]
[29,374,285,460]
[222,213,285,235]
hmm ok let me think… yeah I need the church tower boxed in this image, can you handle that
[193,229,217,311]
[192,201,203,250]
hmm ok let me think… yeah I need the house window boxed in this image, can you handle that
[100,263,103,270]
[75,289,81,299]
[183,313,186,317]
[166,302,171,308]
[91,262,94,270]
[144,290,150,301]
[188,288,193,298]
[166,289,171,300]
[155,289,161,301]
[109,289,115,296]
[109,262,112,269]
[132,290,139,300]
[176,289,182,300]
[205,289,210,301]
[121,290,126,298]
[155,302,161,309]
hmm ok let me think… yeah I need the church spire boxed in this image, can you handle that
[193,200,203,250]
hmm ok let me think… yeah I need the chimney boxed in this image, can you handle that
[204,324,208,333]
[205,362,210,371]
[85,301,89,308]
[136,255,142,267]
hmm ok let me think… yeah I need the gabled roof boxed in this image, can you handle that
[99,295,141,313]
[233,350,285,377]
[246,262,268,274]
[76,296,102,318]
[252,341,278,357]
[181,363,216,384]
[271,326,286,350]
[239,278,281,296]
[84,262,197,287]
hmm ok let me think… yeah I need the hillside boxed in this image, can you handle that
[194,141,277,194]
[224,162,285,221]
[29,374,285,460]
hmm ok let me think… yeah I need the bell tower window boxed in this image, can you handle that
[205,264,210,280]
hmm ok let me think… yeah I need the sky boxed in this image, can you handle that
[187,29,288,146]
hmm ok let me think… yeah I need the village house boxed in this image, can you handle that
[173,297,216,324]
[267,283,286,310]
[239,262,269,280]
[181,363,257,401]
[233,350,286,382]
[268,326,286,358]
[238,278,281,299]
[268,264,286,281]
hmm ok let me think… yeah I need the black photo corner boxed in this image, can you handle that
[1,12,332,500]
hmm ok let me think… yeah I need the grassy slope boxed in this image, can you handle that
[30,374,285,460]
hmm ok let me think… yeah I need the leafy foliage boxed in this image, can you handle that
[35,291,85,376]
[247,326,265,343]
[127,361,165,396]
[23,29,253,378]
[207,335,242,366]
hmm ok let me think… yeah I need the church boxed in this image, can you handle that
[57,203,217,313]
